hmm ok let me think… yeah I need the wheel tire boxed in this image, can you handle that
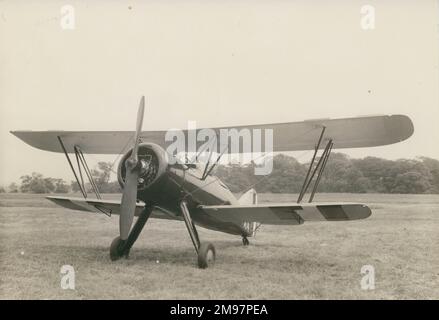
[197,243,216,269]
[242,237,250,246]
[110,236,125,261]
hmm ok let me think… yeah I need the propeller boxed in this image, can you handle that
[119,96,145,241]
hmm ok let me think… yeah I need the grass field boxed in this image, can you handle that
[1,193,438,299]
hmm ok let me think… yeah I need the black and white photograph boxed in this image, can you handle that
[0,0,438,305]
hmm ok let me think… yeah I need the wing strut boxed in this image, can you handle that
[74,146,102,199]
[297,126,326,202]
[57,136,102,199]
[308,140,333,202]
[297,126,333,203]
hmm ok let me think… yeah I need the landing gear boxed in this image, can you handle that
[110,205,153,261]
[110,236,127,261]
[180,200,216,269]
[197,243,216,269]
[242,236,250,246]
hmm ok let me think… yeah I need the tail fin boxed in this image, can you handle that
[239,189,259,237]
[239,188,258,205]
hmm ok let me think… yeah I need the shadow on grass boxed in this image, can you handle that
[32,240,339,274]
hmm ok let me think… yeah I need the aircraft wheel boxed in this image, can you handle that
[110,236,126,261]
[242,237,250,246]
[197,243,216,269]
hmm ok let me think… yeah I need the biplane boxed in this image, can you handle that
[11,97,414,268]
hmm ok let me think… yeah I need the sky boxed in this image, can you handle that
[0,0,438,186]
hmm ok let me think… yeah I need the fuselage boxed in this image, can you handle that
[138,163,249,236]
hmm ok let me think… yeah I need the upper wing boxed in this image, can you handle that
[46,196,179,220]
[199,202,371,225]
[11,114,413,154]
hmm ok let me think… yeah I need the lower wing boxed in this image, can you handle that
[46,196,179,220]
[47,196,370,226]
[199,202,371,225]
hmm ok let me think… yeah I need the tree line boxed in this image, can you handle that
[216,153,439,194]
[2,153,439,194]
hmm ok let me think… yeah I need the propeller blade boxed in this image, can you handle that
[119,165,139,240]
[119,96,145,241]
[131,96,145,164]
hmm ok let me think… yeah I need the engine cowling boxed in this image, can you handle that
[117,143,168,191]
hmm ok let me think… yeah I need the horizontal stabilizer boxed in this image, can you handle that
[199,202,371,225]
